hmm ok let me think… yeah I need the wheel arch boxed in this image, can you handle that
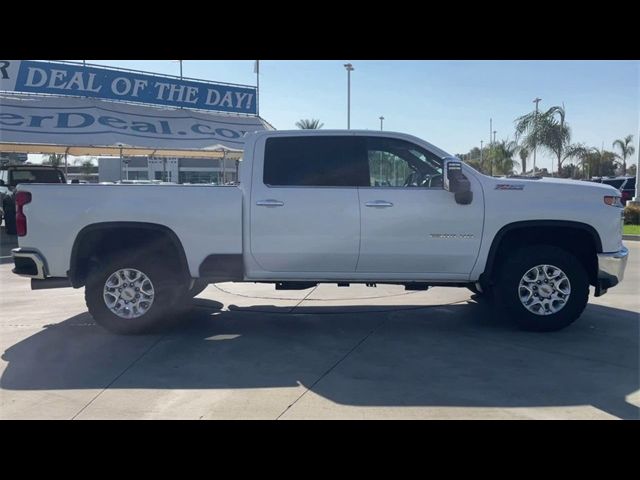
[481,220,602,288]
[68,222,189,288]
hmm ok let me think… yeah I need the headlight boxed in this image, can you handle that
[603,195,622,207]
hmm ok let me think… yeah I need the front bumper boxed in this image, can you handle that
[595,245,629,296]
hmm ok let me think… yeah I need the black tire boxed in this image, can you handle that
[493,245,589,332]
[188,280,208,298]
[85,253,188,334]
[467,283,493,302]
[173,280,209,312]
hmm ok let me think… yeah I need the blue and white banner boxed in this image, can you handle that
[0,60,257,115]
[0,94,270,150]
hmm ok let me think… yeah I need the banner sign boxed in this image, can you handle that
[0,95,269,150]
[0,60,257,115]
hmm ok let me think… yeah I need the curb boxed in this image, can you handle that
[623,235,640,241]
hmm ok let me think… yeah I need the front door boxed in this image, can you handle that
[250,135,367,273]
[357,136,484,277]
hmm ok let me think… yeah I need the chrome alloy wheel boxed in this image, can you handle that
[518,264,571,316]
[103,268,155,319]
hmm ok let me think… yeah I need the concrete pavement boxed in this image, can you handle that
[1,230,638,419]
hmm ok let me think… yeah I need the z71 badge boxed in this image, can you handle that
[495,184,525,190]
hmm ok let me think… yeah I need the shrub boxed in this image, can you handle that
[623,203,640,225]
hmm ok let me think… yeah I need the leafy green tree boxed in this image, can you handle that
[612,135,635,175]
[295,119,324,129]
[43,153,64,167]
[578,148,618,178]
[457,146,494,175]
[80,159,94,176]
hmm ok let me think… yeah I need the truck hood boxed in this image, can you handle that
[486,176,620,196]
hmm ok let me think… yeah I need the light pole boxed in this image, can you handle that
[532,97,542,174]
[491,130,497,176]
[379,116,384,131]
[117,144,124,182]
[633,128,640,204]
[344,63,354,129]
[489,118,492,146]
[480,140,483,170]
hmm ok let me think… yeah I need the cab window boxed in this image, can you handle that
[366,137,443,188]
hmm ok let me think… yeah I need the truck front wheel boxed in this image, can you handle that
[85,255,186,334]
[493,245,589,332]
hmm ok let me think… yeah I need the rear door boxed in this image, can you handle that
[249,135,368,273]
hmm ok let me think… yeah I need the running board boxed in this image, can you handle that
[275,282,318,290]
[31,278,72,290]
[404,283,430,291]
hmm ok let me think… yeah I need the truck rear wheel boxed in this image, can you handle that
[85,254,186,334]
[493,245,589,332]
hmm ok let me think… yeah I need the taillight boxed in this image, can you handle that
[15,191,31,237]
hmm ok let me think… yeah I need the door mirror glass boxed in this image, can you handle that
[444,160,462,192]
[444,159,473,205]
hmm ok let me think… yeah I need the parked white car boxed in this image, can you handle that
[12,130,628,334]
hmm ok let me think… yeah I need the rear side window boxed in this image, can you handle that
[9,169,65,185]
[264,136,369,187]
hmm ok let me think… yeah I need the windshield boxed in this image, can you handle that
[9,169,65,186]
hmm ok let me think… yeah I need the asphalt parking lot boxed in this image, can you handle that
[1,228,638,419]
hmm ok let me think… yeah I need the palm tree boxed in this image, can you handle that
[543,105,573,175]
[515,105,573,176]
[489,139,520,176]
[561,143,589,177]
[518,146,529,174]
[612,135,635,175]
[295,119,324,129]
[514,107,554,159]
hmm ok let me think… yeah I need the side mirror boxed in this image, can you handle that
[0,179,4,186]
[444,159,473,205]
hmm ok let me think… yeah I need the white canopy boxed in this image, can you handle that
[0,94,273,158]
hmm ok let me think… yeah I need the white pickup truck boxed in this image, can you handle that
[11,130,629,334]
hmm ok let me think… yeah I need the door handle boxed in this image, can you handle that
[256,199,285,207]
[365,200,394,208]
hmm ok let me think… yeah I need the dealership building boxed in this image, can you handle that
[98,154,242,184]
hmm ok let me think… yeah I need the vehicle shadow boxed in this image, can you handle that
[1,298,638,419]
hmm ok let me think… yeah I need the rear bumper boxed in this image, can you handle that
[11,248,46,279]
[595,245,629,296]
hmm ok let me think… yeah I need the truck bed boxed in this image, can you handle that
[18,184,243,278]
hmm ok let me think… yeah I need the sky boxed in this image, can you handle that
[35,60,640,172]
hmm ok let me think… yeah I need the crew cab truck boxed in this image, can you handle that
[11,130,629,334]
